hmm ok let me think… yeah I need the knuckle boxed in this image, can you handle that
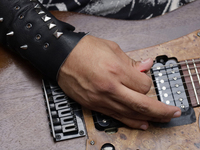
[135,103,150,114]
[159,111,171,119]
[108,41,120,51]
[86,92,100,105]
[102,82,117,93]
[107,63,122,75]
[92,79,117,94]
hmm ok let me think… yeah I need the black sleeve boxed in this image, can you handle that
[0,0,86,81]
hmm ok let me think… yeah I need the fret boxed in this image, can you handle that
[185,60,200,105]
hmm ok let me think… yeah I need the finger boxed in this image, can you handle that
[134,58,153,72]
[99,96,153,120]
[117,85,181,119]
[102,96,174,123]
[95,107,149,130]
[120,63,152,94]
[98,94,172,123]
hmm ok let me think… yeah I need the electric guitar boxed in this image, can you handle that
[1,1,200,149]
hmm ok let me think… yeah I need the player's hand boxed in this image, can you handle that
[58,35,181,130]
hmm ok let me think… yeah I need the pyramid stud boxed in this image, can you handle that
[37,10,45,15]
[53,30,63,39]
[48,22,56,29]
[20,45,28,50]
[41,15,51,22]
[6,31,14,36]
[34,4,41,9]
[0,18,4,22]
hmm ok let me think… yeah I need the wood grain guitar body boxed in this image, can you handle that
[84,30,200,150]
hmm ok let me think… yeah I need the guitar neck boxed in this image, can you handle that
[180,58,200,107]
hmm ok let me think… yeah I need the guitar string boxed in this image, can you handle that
[149,71,200,86]
[150,58,200,70]
[146,65,200,78]
[149,77,200,92]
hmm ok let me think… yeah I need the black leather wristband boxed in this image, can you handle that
[0,0,86,81]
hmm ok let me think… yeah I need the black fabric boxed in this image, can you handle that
[40,0,196,20]
[0,0,86,81]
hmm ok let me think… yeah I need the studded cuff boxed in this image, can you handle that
[0,0,86,81]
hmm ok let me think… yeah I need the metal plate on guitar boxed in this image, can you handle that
[42,79,86,142]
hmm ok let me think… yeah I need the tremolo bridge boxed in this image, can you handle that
[42,80,86,141]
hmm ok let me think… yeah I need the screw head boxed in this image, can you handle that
[102,119,107,123]
[197,32,200,37]
[55,135,61,140]
[79,130,84,135]
[90,140,95,145]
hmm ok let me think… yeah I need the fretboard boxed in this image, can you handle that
[180,58,200,107]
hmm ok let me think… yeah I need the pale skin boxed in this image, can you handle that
[58,35,181,130]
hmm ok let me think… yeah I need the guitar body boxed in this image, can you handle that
[0,1,200,150]
[85,29,200,150]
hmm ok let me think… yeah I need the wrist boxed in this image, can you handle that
[0,0,86,81]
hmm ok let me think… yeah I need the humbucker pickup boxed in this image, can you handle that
[150,55,196,127]
[151,55,189,111]
[42,79,86,142]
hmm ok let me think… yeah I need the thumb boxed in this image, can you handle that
[135,58,153,72]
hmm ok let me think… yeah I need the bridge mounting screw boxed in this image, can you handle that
[79,130,84,135]
[90,140,95,145]
[55,135,61,140]
[197,32,200,37]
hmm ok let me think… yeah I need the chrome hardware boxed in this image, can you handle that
[41,15,51,22]
[53,30,63,39]
[36,10,45,15]
[26,23,32,29]
[20,45,28,50]
[44,43,49,49]
[34,4,41,9]
[15,6,20,10]
[35,34,41,40]
[0,18,4,22]
[48,22,56,29]
[6,31,14,36]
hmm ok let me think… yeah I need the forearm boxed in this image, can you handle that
[0,0,86,81]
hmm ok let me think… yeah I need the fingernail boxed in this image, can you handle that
[140,124,148,130]
[173,111,181,118]
[141,58,151,63]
